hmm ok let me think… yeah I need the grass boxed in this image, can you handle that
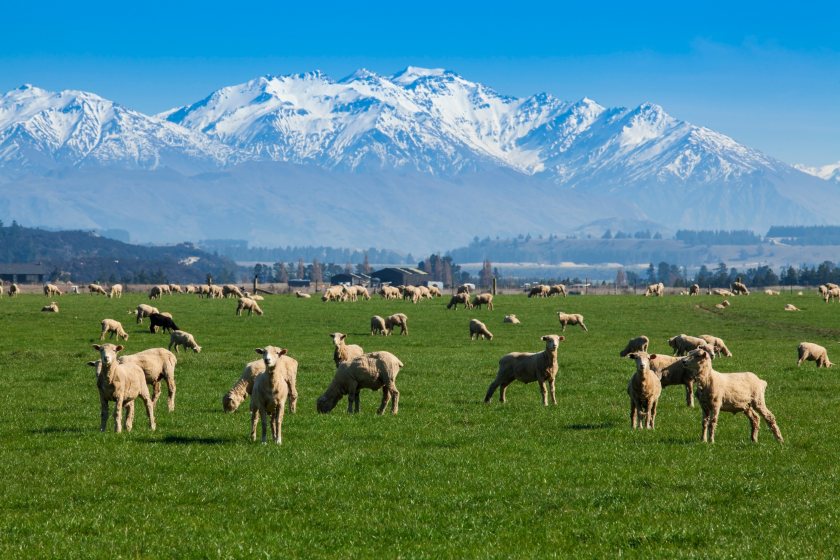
[1,291,839,558]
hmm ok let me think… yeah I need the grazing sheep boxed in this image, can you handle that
[683,347,783,443]
[402,285,422,304]
[322,285,347,302]
[764,289,780,296]
[427,286,443,298]
[469,319,494,340]
[168,284,183,294]
[44,283,63,297]
[699,334,733,358]
[90,344,156,433]
[548,284,567,297]
[316,351,403,414]
[350,285,371,300]
[41,302,59,313]
[668,334,712,356]
[250,346,299,444]
[797,342,833,368]
[149,313,179,334]
[503,314,521,325]
[370,315,388,336]
[100,319,129,341]
[294,290,311,299]
[619,335,649,357]
[731,281,750,295]
[184,285,196,294]
[527,284,550,298]
[109,284,123,298]
[644,282,665,297]
[385,313,408,336]
[0,284,3,297]
[484,335,564,406]
[471,293,494,310]
[710,288,734,297]
[209,285,224,299]
[223,354,298,414]
[784,304,800,312]
[457,284,472,295]
[689,284,700,295]
[9,283,20,297]
[223,284,244,298]
[818,284,829,297]
[243,293,264,301]
[330,332,364,366]
[446,293,472,310]
[648,353,696,407]
[88,283,107,295]
[236,297,263,316]
[556,312,587,332]
[168,330,202,353]
[824,286,840,303]
[379,285,401,300]
[626,351,662,430]
[149,285,163,300]
[119,347,178,412]
[135,303,159,324]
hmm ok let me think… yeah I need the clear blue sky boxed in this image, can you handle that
[3,0,839,165]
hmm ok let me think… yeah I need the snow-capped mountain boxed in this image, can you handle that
[795,161,840,184]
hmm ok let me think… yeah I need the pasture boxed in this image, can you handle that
[1,291,839,558]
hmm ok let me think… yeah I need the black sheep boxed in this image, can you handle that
[149,313,179,334]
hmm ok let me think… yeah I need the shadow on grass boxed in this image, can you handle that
[155,435,235,445]
[564,421,618,431]
[31,426,88,435]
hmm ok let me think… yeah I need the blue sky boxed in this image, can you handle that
[3,1,839,165]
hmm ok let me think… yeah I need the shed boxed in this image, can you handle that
[288,279,311,288]
[0,262,48,283]
[371,267,429,286]
[330,272,370,286]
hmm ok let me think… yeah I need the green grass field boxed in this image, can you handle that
[1,291,839,558]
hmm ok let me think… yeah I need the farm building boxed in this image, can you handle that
[330,272,371,286]
[371,267,429,286]
[0,262,47,283]
[288,279,311,288]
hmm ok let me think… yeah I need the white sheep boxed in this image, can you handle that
[626,351,661,430]
[294,290,311,299]
[316,351,403,415]
[784,304,800,312]
[527,284,550,298]
[824,286,840,303]
[168,284,182,293]
[41,302,59,313]
[731,281,750,295]
[683,347,783,443]
[379,286,401,300]
[699,334,733,358]
[109,284,123,298]
[321,285,347,302]
[689,284,700,295]
[88,283,107,296]
[44,283,63,297]
[250,346,299,444]
[548,284,567,297]
[402,285,421,304]
[714,299,731,309]
[469,319,493,340]
[90,344,156,433]
[649,353,696,407]
[619,335,649,357]
[644,282,664,297]
[370,315,388,336]
[330,332,364,365]
[556,312,587,332]
[427,286,443,298]
[223,355,298,414]
[236,297,263,316]
[119,347,178,412]
[764,289,780,296]
[797,342,833,368]
[471,293,494,310]
[9,283,20,297]
[503,314,521,325]
[446,293,472,309]
[134,303,159,324]
[710,288,734,297]
[100,318,129,341]
[385,313,408,336]
[351,285,372,300]
[668,334,712,356]
[484,335,564,406]
[223,284,244,298]
[168,330,202,353]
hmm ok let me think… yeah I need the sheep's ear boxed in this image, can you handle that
[279,348,288,356]
[86,361,98,367]
[115,345,124,352]
[92,344,102,351]
[542,335,548,340]
[255,348,265,355]
[650,354,657,360]
[558,336,565,342]
[340,334,346,341]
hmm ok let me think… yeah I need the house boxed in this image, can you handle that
[0,262,48,283]
[371,267,429,286]
[288,279,311,288]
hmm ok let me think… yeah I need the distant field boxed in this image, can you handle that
[1,291,839,558]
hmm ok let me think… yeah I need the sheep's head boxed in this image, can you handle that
[626,351,650,370]
[222,392,243,413]
[93,343,123,368]
[541,335,564,351]
[192,344,202,353]
[86,360,102,380]
[329,332,346,347]
[316,393,339,414]
[682,347,713,378]
[255,346,287,368]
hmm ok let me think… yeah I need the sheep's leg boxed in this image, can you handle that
[99,329,106,341]
[755,402,784,442]
[580,322,588,332]
[377,387,391,415]
[797,352,806,367]
[287,380,298,414]
[630,402,637,430]
[165,375,176,412]
[250,409,258,442]
[548,377,557,405]
[499,381,514,403]
[272,408,283,445]
[100,395,109,432]
[651,399,658,429]
[259,409,268,444]
[536,378,550,406]
[701,408,710,442]
[141,393,156,431]
[125,400,135,432]
[709,407,720,443]
[150,380,162,407]
[745,408,761,442]
[114,396,124,433]
[484,379,501,403]
[685,381,694,407]
[390,385,399,415]
[353,390,361,413]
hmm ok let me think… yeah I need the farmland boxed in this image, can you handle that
[1,291,839,558]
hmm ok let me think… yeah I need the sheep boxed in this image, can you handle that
[223,284,244,298]
[503,314,521,325]
[168,284,182,293]
[644,282,664,297]
[427,286,442,298]
[379,285,401,299]
[294,290,311,299]
[330,332,364,366]
[764,289,780,296]
[149,312,179,334]
[100,319,129,341]
[446,293,472,310]
[710,288,734,297]
[699,334,733,358]
[88,283,107,296]
[209,285,224,299]
[648,353,696,407]
[402,285,422,303]
[556,312,587,332]
[224,354,298,414]
[484,335,564,406]
[731,281,750,295]
[818,284,829,297]
[457,284,472,295]
[824,287,840,303]
[668,334,712,356]
[159,284,172,295]
[119,347,178,412]
[9,283,20,297]
[682,347,783,443]
[784,304,800,312]
[168,330,202,353]
[415,285,431,300]
[90,344,156,433]
[236,297,263,316]
[0,284,3,297]
[370,315,388,336]
[469,319,493,340]
[44,283,63,297]
[109,284,123,298]
[689,284,700,295]
[548,284,567,297]
[350,285,371,300]
[41,302,59,313]
[135,303,159,324]
[250,346,299,444]
[196,285,211,298]
[385,313,408,336]
[471,293,494,310]
[316,351,403,415]
[527,284,550,298]
[619,335,649,357]
[149,285,163,300]
[797,342,833,368]
[626,351,661,430]
[714,299,731,309]
[184,284,196,294]
[322,285,346,302]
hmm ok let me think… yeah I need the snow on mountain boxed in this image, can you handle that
[795,161,840,183]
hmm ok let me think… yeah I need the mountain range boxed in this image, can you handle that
[0,67,837,255]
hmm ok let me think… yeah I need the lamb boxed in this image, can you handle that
[316,351,403,415]
[168,330,202,353]
[682,347,783,443]
[619,335,649,357]
[699,334,733,358]
[88,283,107,295]
[644,282,664,297]
[223,354,298,414]
[503,314,521,325]
[43,283,63,296]
[668,334,712,356]
[119,347,178,412]
[471,293,494,310]
[648,353,696,407]
[714,300,731,309]
[330,332,364,366]
[9,283,20,297]
[90,344,156,433]
[469,319,494,340]
[626,351,661,430]
[370,315,388,336]
[294,290,311,298]
[223,284,244,298]
[149,312,179,334]
[731,281,750,295]
[764,289,780,296]
[100,319,129,341]
[548,284,567,297]
[527,284,550,298]
[797,342,833,368]
[250,346,299,444]
[484,335,564,406]
[784,304,800,312]
[556,312,587,332]
[689,284,700,295]
[135,303,159,324]
[41,302,59,313]
[385,313,408,336]
[379,285,401,299]
[236,297,263,316]
[446,293,472,310]
[109,284,123,298]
